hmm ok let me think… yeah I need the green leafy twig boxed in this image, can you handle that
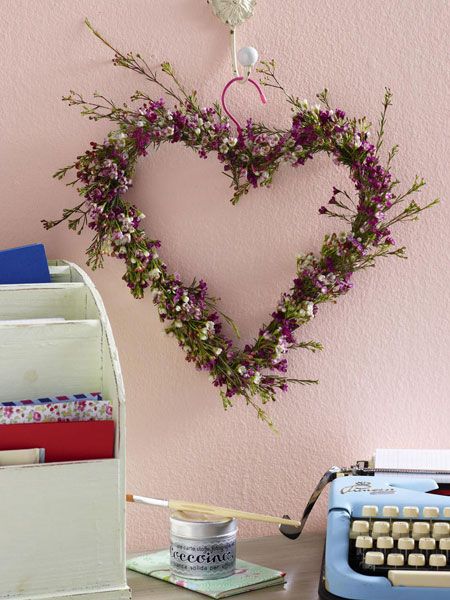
[376,88,393,154]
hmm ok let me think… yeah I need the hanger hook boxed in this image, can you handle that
[221,77,267,133]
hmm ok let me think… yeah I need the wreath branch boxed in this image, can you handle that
[376,88,393,155]
[85,18,189,106]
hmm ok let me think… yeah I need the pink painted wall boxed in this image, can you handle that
[2,0,449,551]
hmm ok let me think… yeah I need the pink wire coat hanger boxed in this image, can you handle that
[221,77,267,133]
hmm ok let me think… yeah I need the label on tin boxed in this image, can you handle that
[170,538,236,578]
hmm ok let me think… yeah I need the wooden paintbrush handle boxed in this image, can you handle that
[126,494,301,527]
[168,500,301,528]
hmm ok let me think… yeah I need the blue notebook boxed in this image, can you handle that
[0,244,51,284]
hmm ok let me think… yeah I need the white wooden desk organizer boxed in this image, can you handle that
[0,261,130,600]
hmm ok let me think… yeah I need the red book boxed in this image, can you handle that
[0,420,115,462]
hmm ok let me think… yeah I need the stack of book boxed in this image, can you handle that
[0,244,115,465]
[0,392,114,464]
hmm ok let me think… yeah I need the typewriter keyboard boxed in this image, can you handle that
[349,505,450,587]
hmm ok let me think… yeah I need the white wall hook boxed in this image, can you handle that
[207,0,256,28]
[207,0,258,80]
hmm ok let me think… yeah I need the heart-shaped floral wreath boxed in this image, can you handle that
[44,25,437,427]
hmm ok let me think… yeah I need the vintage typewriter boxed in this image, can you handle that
[280,451,450,599]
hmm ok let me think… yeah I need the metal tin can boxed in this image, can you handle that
[170,511,237,579]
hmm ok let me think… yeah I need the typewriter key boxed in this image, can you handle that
[429,553,447,568]
[364,551,384,566]
[392,521,409,539]
[398,537,415,551]
[408,553,426,567]
[387,553,404,567]
[433,522,450,540]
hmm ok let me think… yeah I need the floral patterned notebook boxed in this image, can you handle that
[127,550,286,598]
[0,393,112,424]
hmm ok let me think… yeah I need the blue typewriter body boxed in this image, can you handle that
[320,475,450,600]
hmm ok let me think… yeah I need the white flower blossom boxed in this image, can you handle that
[205,321,215,332]
[113,232,131,246]
[101,240,113,255]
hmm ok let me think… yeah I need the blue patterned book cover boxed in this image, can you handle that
[127,550,286,598]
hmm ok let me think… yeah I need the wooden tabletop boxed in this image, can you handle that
[127,532,325,600]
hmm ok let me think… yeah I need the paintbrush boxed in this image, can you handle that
[126,494,301,528]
